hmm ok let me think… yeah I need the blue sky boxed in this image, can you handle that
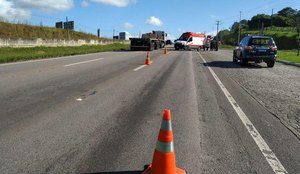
[1,0,299,39]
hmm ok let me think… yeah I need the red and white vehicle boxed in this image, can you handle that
[174,32,206,51]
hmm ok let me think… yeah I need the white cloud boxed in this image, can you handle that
[145,16,163,27]
[0,0,31,20]
[0,0,74,21]
[90,0,136,7]
[206,30,217,36]
[15,0,74,12]
[124,22,134,29]
[81,0,89,7]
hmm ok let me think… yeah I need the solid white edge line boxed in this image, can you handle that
[133,65,147,71]
[64,58,104,67]
[197,52,288,174]
[0,53,102,66]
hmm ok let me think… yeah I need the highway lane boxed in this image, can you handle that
[0,48,299,173]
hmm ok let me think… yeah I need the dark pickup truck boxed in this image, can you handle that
[233,35,277,67]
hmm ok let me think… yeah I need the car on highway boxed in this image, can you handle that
[233,35,277,67]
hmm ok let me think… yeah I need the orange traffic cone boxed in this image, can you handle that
[145,52,152,65]
[142,109,186,174]
[164,47,168,54]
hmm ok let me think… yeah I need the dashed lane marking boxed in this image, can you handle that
[133,65,147,71]
[64,58,104,67]
[197,52,288,174]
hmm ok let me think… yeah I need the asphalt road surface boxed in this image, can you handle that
[1,47,300,174]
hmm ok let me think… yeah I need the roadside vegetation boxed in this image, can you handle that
[218,7,300,63]
[0,21,108,41]
[277,50,300,63]
[0,43,129,63]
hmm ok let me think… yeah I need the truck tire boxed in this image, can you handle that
[240,55,247,66]
[154,42,158,50]
[233,52,238,63]
[267,60,275,68]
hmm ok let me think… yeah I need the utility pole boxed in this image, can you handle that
[97,28,101,38]
[216,21,220,42]
[113,29,115,41]
[238,11,242,44]
[271,9,274,29]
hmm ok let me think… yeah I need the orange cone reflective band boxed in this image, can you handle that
[145,52,152,65]
[142,109,186,174]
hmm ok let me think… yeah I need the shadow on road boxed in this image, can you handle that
[84,171,143,174]
[204,60,268,69]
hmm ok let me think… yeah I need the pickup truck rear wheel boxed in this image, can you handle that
[233,56,238,63]
[240,55,247,66]
[267,60,275,68]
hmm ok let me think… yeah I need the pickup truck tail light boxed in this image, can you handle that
[271,46,277,51]
[246,46,256,53]
[246,46,253,50]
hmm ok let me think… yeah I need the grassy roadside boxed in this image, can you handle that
[0,43,129,63]
[219,44,235,50]
[277,50,300,63]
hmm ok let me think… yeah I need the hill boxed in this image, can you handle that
[0,21,106,41]
[221,29,298,50]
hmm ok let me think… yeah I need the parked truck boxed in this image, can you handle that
[130,31,167,51]
[174,32,206,51]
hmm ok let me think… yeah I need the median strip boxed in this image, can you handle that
[197,51,288,174]
[64,58,104,67]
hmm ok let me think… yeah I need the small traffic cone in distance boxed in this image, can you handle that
[145,52,152,65]
[164,47,168,54]
[142,109,186,174]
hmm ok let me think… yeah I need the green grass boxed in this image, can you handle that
[0,21,108,41]
[0,43,129,63]
[277,50,300,63]
[219,44,235,50]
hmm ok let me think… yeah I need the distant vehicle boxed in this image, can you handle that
[174,32,205,51]
[130,31,167,51]
[233,35,277,67]
[166,40,173,45]
[203,35,212,51]
[210,36,219,51]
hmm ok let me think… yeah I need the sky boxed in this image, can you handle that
[0,0,299,40]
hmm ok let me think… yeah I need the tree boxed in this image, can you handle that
[230,20,248,33]
[272,15,289,27]
[278,7,297,17]
[248,14,271,29]
[295,11,300,56]
[278,7,298,26]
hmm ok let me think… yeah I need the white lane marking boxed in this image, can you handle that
[64,58,104,67]
[133,65,147,71]
[197,52,288,174]
[0,53,102,66]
